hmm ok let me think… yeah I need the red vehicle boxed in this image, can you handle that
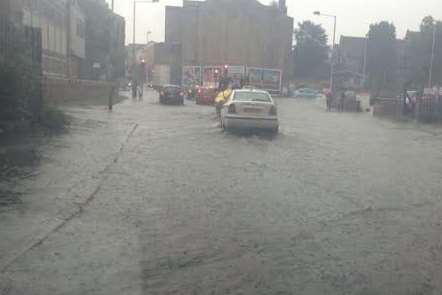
[195,87,218,105]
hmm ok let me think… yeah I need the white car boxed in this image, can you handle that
[221,89,279,133]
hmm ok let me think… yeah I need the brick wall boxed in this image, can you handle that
[42,77,114,104]
[165,0,293,83]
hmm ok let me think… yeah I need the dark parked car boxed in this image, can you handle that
[294,88,320,98]
[195,87,218,105]
[159,85,185,105]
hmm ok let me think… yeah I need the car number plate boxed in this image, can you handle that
[244,108,260,113]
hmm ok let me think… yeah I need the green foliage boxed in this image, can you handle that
[0,36,32,121]
[78,0,125,80]
[40,107,70,131]
[366,21,397,94]
[402,16,442,89]
[293,21,329,79]
[420,16,442,86]
[0,21,42,133]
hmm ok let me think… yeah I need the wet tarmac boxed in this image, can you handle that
[1,90,442,294]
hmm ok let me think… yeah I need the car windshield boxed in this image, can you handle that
[233,92,271,102]
[3,0,442,294]
[165,87,179,93]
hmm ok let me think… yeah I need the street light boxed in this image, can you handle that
[314,11,337,91]
[133,0,159,66]
[429,24,437,88]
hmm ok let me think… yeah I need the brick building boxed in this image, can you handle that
[2,0,86,78]
[335,36,368,88]
[78,0,126,80]
[165,0,293,87]
[143,42,183,85]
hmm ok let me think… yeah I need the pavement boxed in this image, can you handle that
[1,90,442,295]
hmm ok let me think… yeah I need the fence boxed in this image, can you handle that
[42,77,115,104]
[416,96,442,122]
[373,98,403,119]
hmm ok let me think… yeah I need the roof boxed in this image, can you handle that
[182,0,286,14]
[162,84,181,88]
[234,89,269,94]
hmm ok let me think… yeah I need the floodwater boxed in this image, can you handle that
[1,91,442,295]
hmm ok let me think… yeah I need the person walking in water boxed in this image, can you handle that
[131,79,138,99]
[325,89,333,111]
[132,62,144,100]
[339,91,346,112]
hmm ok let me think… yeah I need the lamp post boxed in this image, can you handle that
[132,0,159,67]
[314,11,337,91]
[363,34,368,87]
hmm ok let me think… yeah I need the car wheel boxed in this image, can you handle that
[272,126,279,134]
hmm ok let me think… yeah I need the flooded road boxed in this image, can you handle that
[1,91,442,295]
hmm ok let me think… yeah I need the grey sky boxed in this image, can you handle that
[108,0,442,44]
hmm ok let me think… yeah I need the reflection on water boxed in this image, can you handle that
[0,137,42,209]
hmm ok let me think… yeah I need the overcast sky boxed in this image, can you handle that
[108,0,442,44]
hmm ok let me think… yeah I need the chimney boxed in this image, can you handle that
[279,0,287,15]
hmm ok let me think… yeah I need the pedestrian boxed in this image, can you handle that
[215,87,231,122]
[339,91,346,112]
[325,89,333,111]
[137,83,144,101]
[131,79,138,99]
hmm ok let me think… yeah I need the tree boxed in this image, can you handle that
[1,21,42,129]
[420,16,442,86]
[269,0,278,8]
[293,21,329,78]
[366,21,397,95]
[406,16,442,88]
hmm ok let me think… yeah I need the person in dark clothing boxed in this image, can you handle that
[325,90,333,111]
[131,79,138,99]
[403,88,412,114]
[339,91,346,112]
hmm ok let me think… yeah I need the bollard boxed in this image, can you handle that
[108,84,114,111]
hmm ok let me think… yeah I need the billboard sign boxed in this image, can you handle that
[226,65,245,86]
[182,66,202,87]
[202,66,223,88]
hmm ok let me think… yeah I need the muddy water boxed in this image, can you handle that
[1,93,442,294]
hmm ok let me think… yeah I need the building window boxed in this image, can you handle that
[76,20,85,38]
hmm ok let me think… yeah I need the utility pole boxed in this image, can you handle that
[429,25,437,88]
[314,11,337,91]
[363,35,368,87]
[132,2,137,67]
[66,0,72,78]
[331,15,336,91]
[132,1,159,67]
